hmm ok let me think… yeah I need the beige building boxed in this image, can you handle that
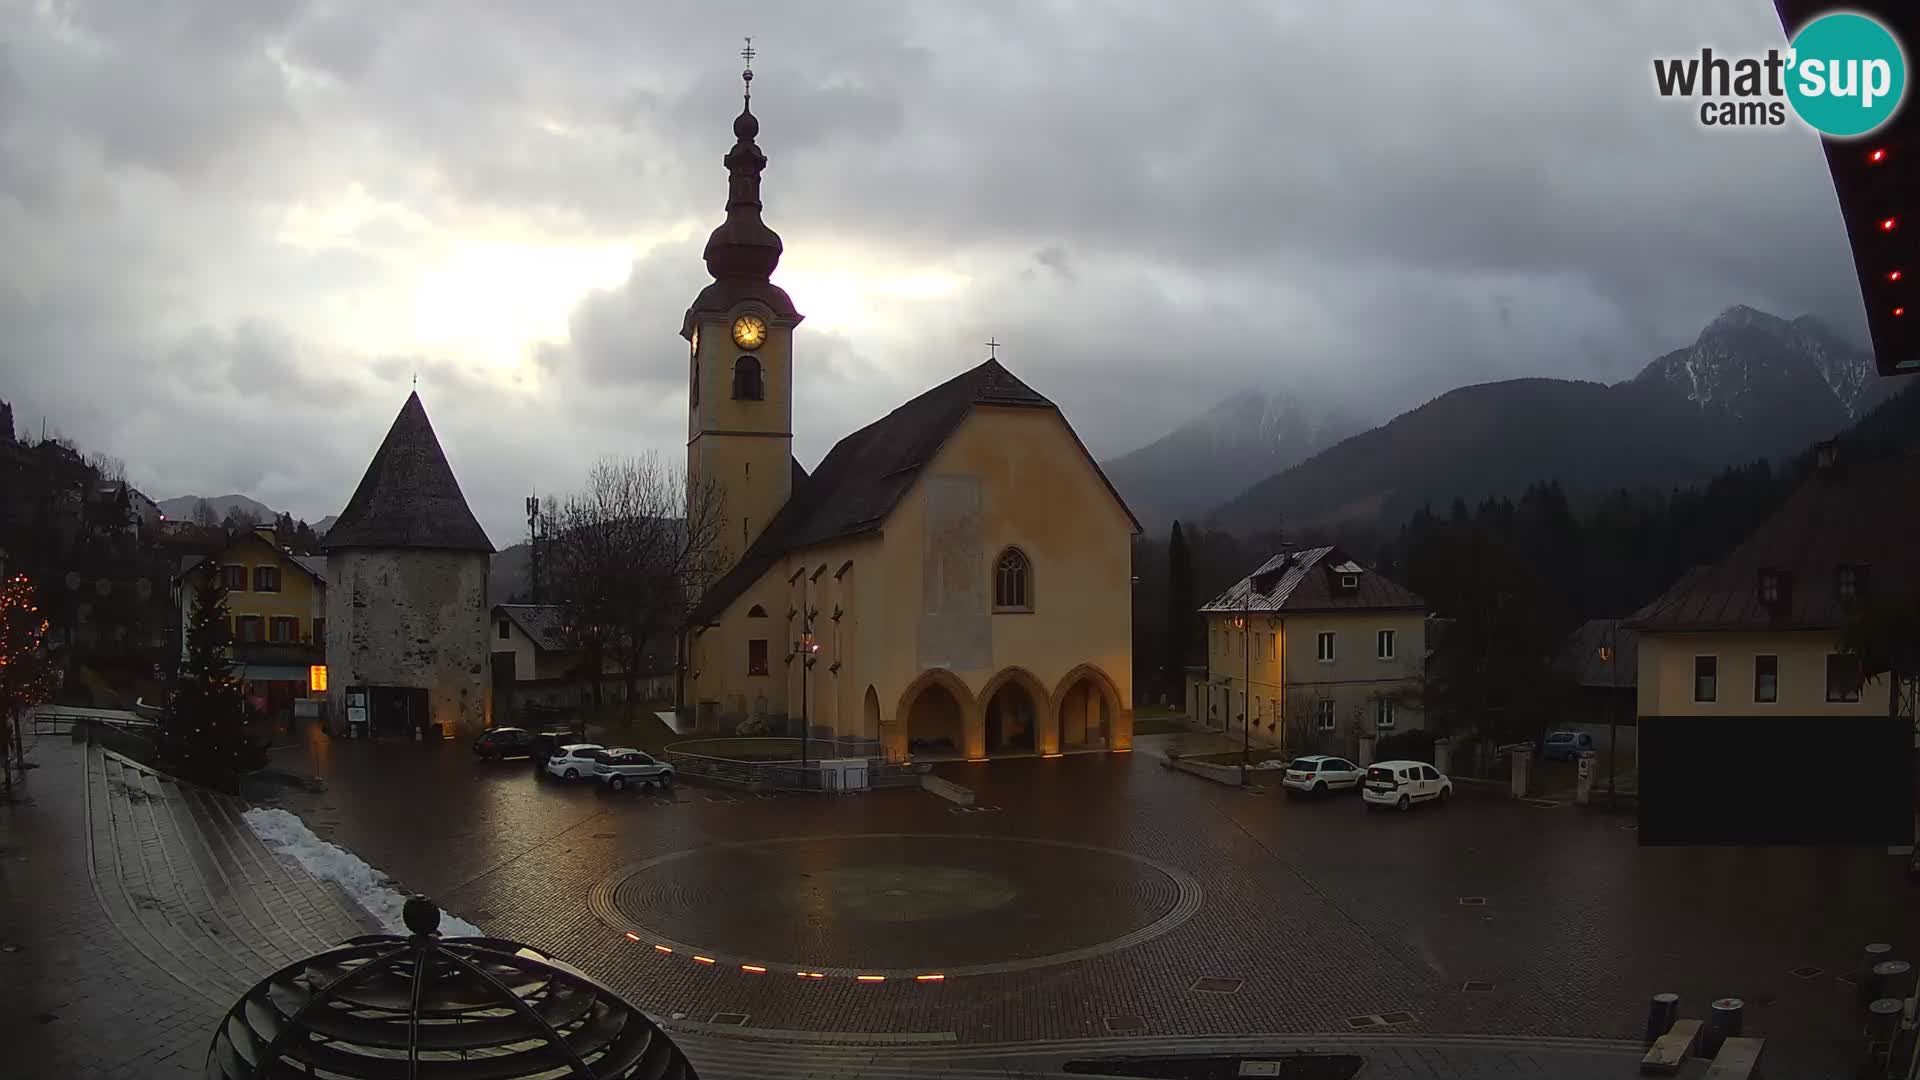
[678,82,1139,762]
[1192,547,1426,751]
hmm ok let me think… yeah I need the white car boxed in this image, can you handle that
[1362,759,1452,812]
[1280,755,1364,796]
[543,743,605,781]
[594,748,675,792]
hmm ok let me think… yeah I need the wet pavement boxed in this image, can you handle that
[257,723,1917,1076]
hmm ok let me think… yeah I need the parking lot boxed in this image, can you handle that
[263,725,1915,1074]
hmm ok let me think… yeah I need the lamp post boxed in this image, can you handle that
[1241,584,1252,784]
[1598,627,1617,801]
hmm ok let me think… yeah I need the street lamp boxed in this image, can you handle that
[796,626,819,769]
[1598,628,1618,801]
[1241,583,1252,785]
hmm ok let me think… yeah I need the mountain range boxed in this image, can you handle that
[1169,306,1890,537]
[156,493,336,534]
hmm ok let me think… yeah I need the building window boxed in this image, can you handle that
[1314,699,1336,731]
[313,618,326,645]
[269,617,298,644]
[748,639,769,676]
[253,565,280,592]
[498,619,510,640]
[1374,698,1396,730]
[236,615,263,643]
[1754,655,1778,703]
[222,564,247,591]
[993,548,1032,611]
[1826,654,1863,703]
[1837,564,1868,604]
[1693,656,1717,703]
[1316,631,1335,663]
[732,355,764,400]
[747,604,767,618]
[1377,629,1395,660]
[1758,570,1780,606]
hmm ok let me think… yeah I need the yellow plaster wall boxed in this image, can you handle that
[1636,630,1889,717]
[192,533,326,643]
[687,305,794,563]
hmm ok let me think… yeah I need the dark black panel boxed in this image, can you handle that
[1639,714,1913,844]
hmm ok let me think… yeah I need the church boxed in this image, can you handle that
[679,62,1139,763]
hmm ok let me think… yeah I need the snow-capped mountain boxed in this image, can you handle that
[1102,391,1368,534]
[1633,305,1888,424]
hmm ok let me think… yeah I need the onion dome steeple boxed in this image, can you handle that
[703,38,783,282]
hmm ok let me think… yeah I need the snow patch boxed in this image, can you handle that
[243,807,485,937]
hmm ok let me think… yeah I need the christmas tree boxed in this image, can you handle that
[0,574,58,794]
[159,562,260,789]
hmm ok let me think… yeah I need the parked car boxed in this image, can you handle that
[473,726,535,761]
[1362,759,1452,812]
[1541,730,1595,762]
[543,744,606,781]
[593,748,675,792]
[1280,755,1363,796]
[529,730,581,765]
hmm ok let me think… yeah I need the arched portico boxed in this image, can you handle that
[891,669,980,762]
[979,667,1052,757]
[1053,663,1131,752]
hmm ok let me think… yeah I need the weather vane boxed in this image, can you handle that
[741,36,755,101]
[985,337,1001,360]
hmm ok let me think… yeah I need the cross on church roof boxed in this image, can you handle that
[985,337,1001,360]
[741,37,755,99]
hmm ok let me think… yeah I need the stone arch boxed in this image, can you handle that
[863,685,881,742]
[892,668,980,762]
[978,666,1052,757]
[1053,663,1130,752]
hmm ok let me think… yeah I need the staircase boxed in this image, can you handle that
[83,747,381,1007]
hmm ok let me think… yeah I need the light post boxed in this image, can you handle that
[1241,584,1252,784]
[1598,627,1618,801]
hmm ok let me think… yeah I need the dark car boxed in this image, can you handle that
[473,726,535,761]
[528,730,580,765]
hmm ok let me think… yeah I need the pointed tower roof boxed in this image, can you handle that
[324,392,494,554]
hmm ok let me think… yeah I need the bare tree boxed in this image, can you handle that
[543,454,728,707]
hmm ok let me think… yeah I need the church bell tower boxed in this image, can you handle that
[683,39,803,572]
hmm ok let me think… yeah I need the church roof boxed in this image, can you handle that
[325,392,494,554]
[688,358,1140,626]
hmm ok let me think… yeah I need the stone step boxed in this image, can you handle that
[147,772,303,972]
[173,784,341,957]
[137,769,296,977]
[122,766,271,988]
[191,790,368,947]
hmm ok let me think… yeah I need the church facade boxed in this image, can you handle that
[679,77,1138,763]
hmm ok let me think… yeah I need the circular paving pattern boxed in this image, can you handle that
[587,833,1204,978]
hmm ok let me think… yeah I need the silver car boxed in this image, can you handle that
[542,743,605,781]
[593,747,676,792]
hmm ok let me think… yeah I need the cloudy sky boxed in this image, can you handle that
[0,0,1868,545]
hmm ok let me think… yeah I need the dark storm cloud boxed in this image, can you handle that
[0,0,1873,543]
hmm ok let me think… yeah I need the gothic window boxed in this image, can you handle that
[748,639,769,676]
[747,604,767,618]
[733,355,764,400]
[993,547,1032,611]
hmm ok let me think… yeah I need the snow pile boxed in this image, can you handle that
[243,807,485,938]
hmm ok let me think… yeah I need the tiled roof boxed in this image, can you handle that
[325,392,494,554]
[1562,618,1637,688]
[1627,455,1920,632]
[687,358,1140,626]
[1200,546,1425,614]
[176,547,327,584]
[495,604,573,652]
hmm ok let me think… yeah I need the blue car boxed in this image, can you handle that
[1541,731,1594,762]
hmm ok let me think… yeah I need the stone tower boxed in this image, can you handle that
[682,60,803,573]
[323,392,494,739]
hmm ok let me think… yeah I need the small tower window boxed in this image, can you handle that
[733,355,764,400]
[993,547,1032,611]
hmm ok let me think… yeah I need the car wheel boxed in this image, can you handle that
[1396,794,1410,812]
[610,776,625,792]
[660,773,673,787]
[1438,785,1451,802]
[564,768,578,781]
[1313,781,1327,796]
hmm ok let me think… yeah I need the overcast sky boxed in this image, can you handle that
[0,0,1869,546]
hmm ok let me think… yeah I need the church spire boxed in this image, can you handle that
[703,37,783,283]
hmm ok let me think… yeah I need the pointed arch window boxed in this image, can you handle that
[993,547,1032,612]
[733,355,764,400]
[747,604,767,618]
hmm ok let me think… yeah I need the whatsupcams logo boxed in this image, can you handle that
[1653,11,1907,137]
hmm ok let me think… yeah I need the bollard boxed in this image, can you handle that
[1860,943,1894,1005]
[1645,992,1681,1044]
[1874,959,1913,1002]
[1703,997,1744,1057]
[1867,997,1903,1050]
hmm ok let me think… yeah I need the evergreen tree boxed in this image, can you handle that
[1165,521,1194,692]
[159,563,258,790]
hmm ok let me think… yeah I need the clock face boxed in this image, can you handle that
[732,313,768,350]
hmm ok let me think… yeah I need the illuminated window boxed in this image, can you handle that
[993,548,1032,611]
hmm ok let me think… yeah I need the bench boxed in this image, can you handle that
[1640,1018,1701,1074]
[1702,1036,1763,1078]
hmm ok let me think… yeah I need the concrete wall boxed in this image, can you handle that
[1637,629,1890,718]
[687,403,1136,762]
[326,548,490,736]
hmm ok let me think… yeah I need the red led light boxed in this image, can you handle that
[624,932,641,942]
[1896,307,1908,318]
[1893,270,1905,282]
[1881,218,1898,232]
[1869,148,1887,163]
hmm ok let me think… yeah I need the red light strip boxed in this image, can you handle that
[915,973,946,982]
[741,964,767,973]
[624,931,641,942]
[653,945,673,954]
[856,974,886,983]
[693,955,716,965]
